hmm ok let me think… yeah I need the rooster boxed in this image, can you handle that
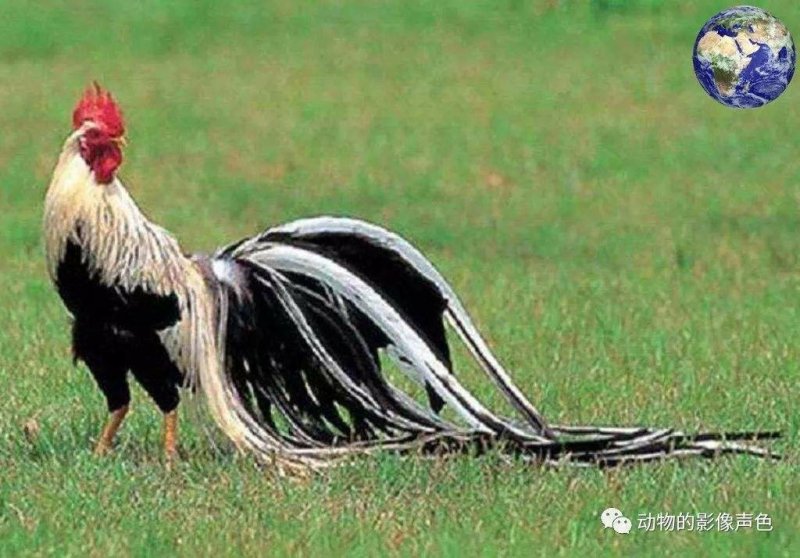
[43,84,777,470]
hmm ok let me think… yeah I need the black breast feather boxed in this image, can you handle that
[55,240,180,331]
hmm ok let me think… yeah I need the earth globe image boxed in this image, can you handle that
[693,5,795,108]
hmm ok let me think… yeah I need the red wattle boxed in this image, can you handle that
[92,144,122,184]
[80,140,122,184]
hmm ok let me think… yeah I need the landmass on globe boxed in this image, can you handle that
[693,6,795,108]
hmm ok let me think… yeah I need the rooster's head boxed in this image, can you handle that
[72,83,126,184]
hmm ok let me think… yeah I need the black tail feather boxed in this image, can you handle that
[201,217,780,469]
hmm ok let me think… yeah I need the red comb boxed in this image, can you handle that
[72,82,125,137]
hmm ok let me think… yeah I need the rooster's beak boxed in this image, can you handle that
[114,136,128,148]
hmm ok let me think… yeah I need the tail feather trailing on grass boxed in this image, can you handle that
[44,84,779,470]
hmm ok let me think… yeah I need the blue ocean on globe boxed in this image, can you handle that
[693,5,795,108]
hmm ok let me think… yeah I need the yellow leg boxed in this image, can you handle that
[164,409,178,462]
[94,405,129,455]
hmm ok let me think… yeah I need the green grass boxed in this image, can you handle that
[1,0,799,555]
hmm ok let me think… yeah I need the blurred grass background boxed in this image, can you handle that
[0,0,798,556]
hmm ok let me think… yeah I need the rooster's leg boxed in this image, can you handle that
[94,404,129,455]
[72,320,131,456]
[127,333,182,462]
[164,409,178,461]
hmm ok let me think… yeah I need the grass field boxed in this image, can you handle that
[1,1,799,555]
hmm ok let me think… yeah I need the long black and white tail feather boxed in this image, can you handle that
[204,217,778,468]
